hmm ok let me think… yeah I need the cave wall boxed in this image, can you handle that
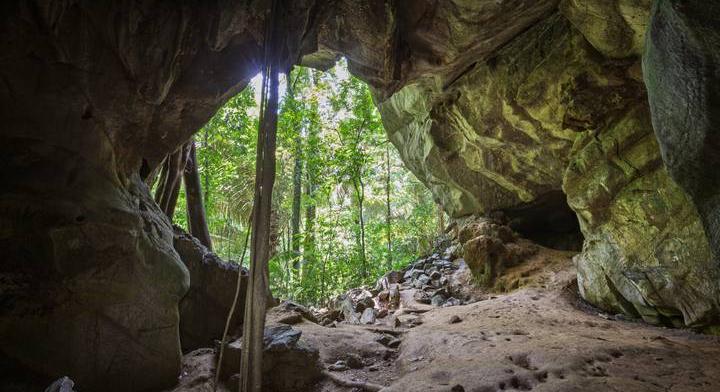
[0,1,314,390]
[644,0,720,261]
[305,0,719,328]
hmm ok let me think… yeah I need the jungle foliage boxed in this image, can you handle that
[173,60,441,305]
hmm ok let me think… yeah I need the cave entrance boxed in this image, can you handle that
[502,190,583,252]
[165,59,443,307]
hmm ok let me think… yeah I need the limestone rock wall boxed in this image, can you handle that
[378,15,580,217]
[0,141,189,391]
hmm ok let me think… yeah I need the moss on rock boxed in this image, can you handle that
[564,104,717,326]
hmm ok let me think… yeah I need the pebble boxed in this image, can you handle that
[431,294,447,307]
[449,315,462,324]
[328,360,349,371]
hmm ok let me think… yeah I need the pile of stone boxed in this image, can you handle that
[318,243,465,326]
[399,250,462,308]
[320,287,386,326]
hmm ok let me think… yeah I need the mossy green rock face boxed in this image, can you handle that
[560,0,652,58]
[379,16,581,217]
[372,10,719,327]
[564,105,717,326]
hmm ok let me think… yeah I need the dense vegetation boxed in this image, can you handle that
[172,61,441,305]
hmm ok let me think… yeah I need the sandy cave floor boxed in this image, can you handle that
[171,250,720,392]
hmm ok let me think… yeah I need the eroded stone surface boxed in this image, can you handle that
[174,227,247,351]
[0,149,189,391]
[560,0,652,58]
[644,0,720,262]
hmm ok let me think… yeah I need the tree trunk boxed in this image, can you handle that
[155,142,190,220]
[385,143,392,270]
[438,203,446,235]
[291,134,303,256]
[354,178,367,279]
[184,139,213,250]
[288,72,304,260]
[203,127,210,206]
[302,174,317,283]
[303,122,318,254]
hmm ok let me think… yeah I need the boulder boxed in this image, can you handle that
[219,325,322,391]
[388,284,401,310]
[444,298,462,307]
[410,269,424,280]
[328,361,349,372]
[0,174,189,392]
[272,300,319,325]
[431,294,447,307]
[174,227,247,351]
[356,295,376,313]
[263,325,323,391]
[337,297,361,325]
[415,274,431,287]
[413,290,432,305]
[463,235,508,285]
[376,334,401,349]
[403,269,415,282]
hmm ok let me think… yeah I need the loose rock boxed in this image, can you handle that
[361,308,377,325]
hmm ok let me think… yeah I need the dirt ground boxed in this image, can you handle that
[170,248,720,392]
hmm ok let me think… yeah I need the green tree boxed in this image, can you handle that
[173,60,440,306]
